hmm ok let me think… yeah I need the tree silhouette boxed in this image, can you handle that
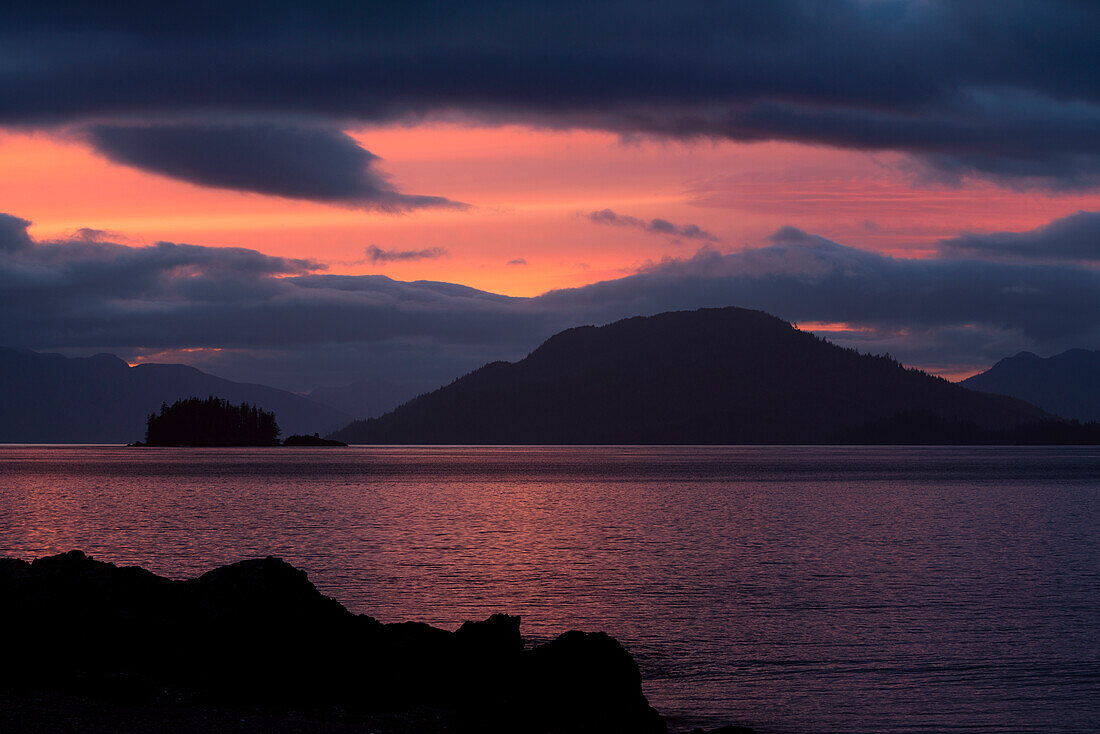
[144,397,280,446]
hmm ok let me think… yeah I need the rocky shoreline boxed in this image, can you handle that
[1,551,754,733]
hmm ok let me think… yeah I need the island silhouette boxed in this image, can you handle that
[332,307,1099,445]
[283,433,348,446]
[139,397,281,446]
[132,398,351,447]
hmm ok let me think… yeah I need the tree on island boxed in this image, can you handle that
[143,397,280,446]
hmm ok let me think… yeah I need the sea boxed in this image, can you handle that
[1,445,1097,733]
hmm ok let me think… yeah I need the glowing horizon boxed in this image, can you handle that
[5,125,1096,300]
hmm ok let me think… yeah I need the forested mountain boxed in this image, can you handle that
[333,308,1057,445]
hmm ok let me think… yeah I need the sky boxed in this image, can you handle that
[1,1,1099,392]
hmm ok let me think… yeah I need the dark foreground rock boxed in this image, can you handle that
[0,551,671,733]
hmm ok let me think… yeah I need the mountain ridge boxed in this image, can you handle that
[0,347,350,443]
[332,307,1056,445]
[961,349,1100,422]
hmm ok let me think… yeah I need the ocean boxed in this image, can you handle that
[1,445,1097,733]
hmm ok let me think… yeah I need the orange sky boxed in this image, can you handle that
[2,123,1098,297]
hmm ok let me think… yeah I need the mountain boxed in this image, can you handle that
[0,347,350,443]
[331,307,1055,445]
[961,350,1100,423]
[307,378,436,420]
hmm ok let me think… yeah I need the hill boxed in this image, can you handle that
[961,349,1100,422]
[332,307,1057,445]
[0,348,349,443]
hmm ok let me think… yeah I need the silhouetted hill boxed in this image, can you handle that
[961,349,1100,422]
[0,348,349,443]
[332,308,1057,445]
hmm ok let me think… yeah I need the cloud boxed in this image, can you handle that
[82,123,464,209]
[71,227,126,243]
[587,209,719,242]
[507,258,527,266]
[938,210,1100,264]
[365,245,449,264]
[0,213,532,365]
[1,209,1098,389]
[0,213,32,251]
[1,2,1099,189]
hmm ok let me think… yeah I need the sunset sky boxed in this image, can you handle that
[2,2,1098,391]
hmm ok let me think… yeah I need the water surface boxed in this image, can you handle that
[1,446,1098,733]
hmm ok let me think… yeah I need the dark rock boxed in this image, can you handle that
[0,552,679,733]
[186,556,351,623]
[521,630,666,734]
[455,613,523,661]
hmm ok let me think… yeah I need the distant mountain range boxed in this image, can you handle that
[0,348,350,443]
[307,378,435,422]
[961,349,1100,422]
[332,307,1078,445]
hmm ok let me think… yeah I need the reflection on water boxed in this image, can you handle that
[1,446,1098,733]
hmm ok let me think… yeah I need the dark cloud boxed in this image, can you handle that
[938,210,1100,264]
[587,209,719,242]
[71,227,125,243]
[507,258,527,266]
[540,237,1075,347]
[2,210,1099,389]
[535,227,1100,369]
[0,214,32,251]
[83,123,462,209]
[365,245,449,264]
[1,2,1098,189]
[0,213,537,391]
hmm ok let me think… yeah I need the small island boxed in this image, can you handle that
[130,397,347,447]
[283,433,348,447]
[136,396,281,446]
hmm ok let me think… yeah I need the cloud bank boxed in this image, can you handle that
[938,211,1100,265]
[1,209,1098,389]
[83,123,462,209]
[2,1,1099,190]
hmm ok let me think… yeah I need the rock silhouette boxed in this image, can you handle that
[0,551,674,733]
[331,307,1074,445]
